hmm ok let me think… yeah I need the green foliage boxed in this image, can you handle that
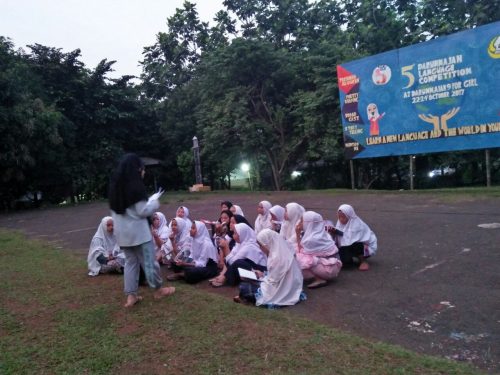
[2,1,498,207]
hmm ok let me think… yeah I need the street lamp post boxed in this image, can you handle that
[192,136,202,185]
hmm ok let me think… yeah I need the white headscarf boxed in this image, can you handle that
[301,211,338,255]
[280,202,305,242]
[335,204,377,255]
[226,223,267,267]
[190,221,218,267]
[177,206,192,228]
[153,212,170,248]
[231,204,245,216]
[269,205,285,225]
[255,200,273,234]
[87,216,121,276]
[169,216,191,249]
[256,229,303,306]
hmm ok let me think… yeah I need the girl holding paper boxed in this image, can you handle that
[236,229,304,307]
[209,223,267,287]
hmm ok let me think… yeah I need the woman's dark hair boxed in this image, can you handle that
[220,201,233,210]
[232,214,253,229]
[219,209,234,223]
[109,153,147,214]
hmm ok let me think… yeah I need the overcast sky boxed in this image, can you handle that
[1,0,225,78]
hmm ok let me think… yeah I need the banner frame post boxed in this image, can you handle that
[485,149,491,187]
[350,159,355,190]
[409,155,415,190]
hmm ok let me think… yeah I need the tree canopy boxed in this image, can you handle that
[1,0,498,208]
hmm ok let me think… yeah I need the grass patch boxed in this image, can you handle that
[0,230,483,374]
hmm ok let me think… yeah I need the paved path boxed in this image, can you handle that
[1,191,499,373]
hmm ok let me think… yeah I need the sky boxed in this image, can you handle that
[1,0,225,78]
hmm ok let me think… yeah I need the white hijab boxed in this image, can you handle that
[177,206,192,228]
[256,229,303,306]
[153,212,170,243]
[269,205,285,226]
[280,202,305,242]
[301,211,338,255]
[335,204,377,255]
[87,216,121,276]
[190,221,218,267]
[226,223,267,267]
[169,216,191,249]
[254,200,273,234]
[231,204,245,216]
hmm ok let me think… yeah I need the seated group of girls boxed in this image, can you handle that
[87,199,377,309]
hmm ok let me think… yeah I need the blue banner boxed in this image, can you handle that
[337,21,500,159]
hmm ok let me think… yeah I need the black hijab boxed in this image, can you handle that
[109,153,147,214]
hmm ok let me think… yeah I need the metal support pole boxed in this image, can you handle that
[409,155,414,190]
[349,159,355,189]
[192,136,202,185]
[485,149,491,187]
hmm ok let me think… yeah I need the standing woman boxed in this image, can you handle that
[296,211,342,289]
[334,204,377,271]
[254,200,273,234]
[109,153,175,308]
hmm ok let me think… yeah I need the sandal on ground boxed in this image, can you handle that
[307,280,328,289]
[154,286,176,299]
[358,262,370,271]
[233,296,242,303]
[124,295,143,308]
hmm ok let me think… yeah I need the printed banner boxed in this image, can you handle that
[337,21,500,159]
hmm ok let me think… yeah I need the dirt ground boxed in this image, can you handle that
[1,191,499,373]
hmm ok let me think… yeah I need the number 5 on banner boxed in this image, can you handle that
[401,64,415,88]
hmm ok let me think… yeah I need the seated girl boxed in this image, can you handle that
[254,200,273,234]
[162,217,192,263]
[152,212,171,264]
[280,202,305,248]
[216,214,254,270]
[295,211,342,289]
[332,204,378,271]
[210,223,267,287]
[237,229,305,308]
[87,216,125,276]
[269,205,285,233]
[167,221,219,283]
[176,205,192,228]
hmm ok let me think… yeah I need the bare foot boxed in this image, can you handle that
[210,275,225,287]
[154,286,176,299]
[124,295,143,308]
[358,262,370,271]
